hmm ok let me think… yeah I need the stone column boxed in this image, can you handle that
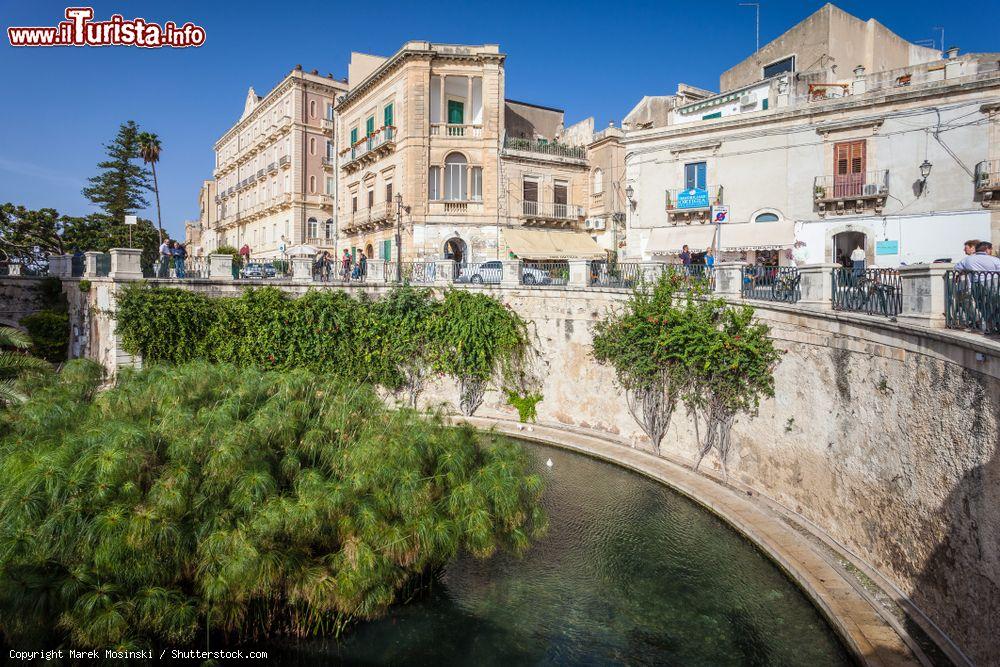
[209,253,233,281]
[366,258,386,283]
[712,262,745,299]
[83,251,102,278]
[291,256,313,283]
[898,263,952,328]
[435,259,456,286]
[568,259,591,287]
[108,248,143,280]
[501,259,521,287]
[798,263,840,310]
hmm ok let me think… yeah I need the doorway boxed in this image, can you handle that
[444,237,467,264]
[833,231,865,267]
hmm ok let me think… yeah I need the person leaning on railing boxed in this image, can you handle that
[954,241,1000,333]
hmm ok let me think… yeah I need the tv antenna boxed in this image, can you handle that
[739,3,761,56]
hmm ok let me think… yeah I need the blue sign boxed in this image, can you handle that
[676,187,710,210]
[876,240,899,255]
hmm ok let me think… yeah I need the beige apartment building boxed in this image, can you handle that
[186,179,216,254]
[623,4,1000,267]
[208,67,348,259]
[335,42,604,264]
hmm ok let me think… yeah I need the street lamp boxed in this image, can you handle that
[394,192,404,282]
[625,184,634,206]
[919,159,932,195]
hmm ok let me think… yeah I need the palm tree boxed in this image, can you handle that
[137,132,164,243]
[0,326,49,405]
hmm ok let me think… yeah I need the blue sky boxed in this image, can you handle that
[1,0,996,239]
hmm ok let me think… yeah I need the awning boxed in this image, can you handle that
[503,228,605,259]
[719,221,795,251]
[647,224,717,254]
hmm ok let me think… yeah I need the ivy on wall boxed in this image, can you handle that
[115,284,532,416]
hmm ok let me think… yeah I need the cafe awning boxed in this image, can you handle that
[647,225,717,255]
[503,228,605,259]
[719,221,795,251]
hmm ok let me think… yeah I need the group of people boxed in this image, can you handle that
[314,249,368,282]
[952,239,1000,334]
[678,245,715,268]
[157,238,188,278]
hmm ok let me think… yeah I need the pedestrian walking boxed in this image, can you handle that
[173,241,187,278]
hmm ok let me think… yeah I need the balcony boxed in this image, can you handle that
[430,123,483,138]
[340,126,397,173]
[321,118,334,132]
[664,185,722,223]
[267,161,278,174]
[322,156,334,169]
[502,135,587,163]
[279,155,290,169]
[814,170,889,216]
[256,169,265,180]
[975,160,1000,207]
[519,201,582,225]
[342,202,393,233]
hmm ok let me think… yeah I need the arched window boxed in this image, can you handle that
[444,152,467,201]
[592,168,604,194]
[309,137,316,155]
[754,212,780,222]
[309,175,316,193]
[325,218,334,239]
[309,100,317,118]
[307,217,318,239]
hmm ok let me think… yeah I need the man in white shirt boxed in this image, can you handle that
[849,245,866,277]
[158,238,171,278]
[954,242,1000,333]
[954,241,1000,273]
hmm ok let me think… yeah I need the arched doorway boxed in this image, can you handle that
[832,231,866,267]
[444,237,467,264]
[365,243,374,259]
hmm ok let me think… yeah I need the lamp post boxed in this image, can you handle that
[919,159,932,196]
[394,192,403,282]
[622,184,635,261]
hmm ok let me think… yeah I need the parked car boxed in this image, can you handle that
[242,262,277,279]
[457,261,502,284]
[521,264,559,285]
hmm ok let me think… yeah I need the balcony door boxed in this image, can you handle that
[448,100,464,125]
[684,162,706,191]
[554,182,568,218]
[523,179,539,215]
[834,140,865,198]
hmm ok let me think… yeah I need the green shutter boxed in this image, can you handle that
[350,127,358,144]
[762,98,769,110]
[447,100,464,124]
[702,112,722,120]
[366,116,375,135]
[383,104,394,127]
[383,239,391,261]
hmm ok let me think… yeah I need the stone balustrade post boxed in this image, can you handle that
[8,263,21,276]
[712,262,745,299]
[501,259,521,287]
[83,251,103,278]
[898,263,952,328]
[434,259,456,287]
[797,263,840,310]
[47,254,66,278]
[108,248,143,280]
[366,259,386,284]
[568,259,591,287]
[291,256,313,283]
[209,253,233,281]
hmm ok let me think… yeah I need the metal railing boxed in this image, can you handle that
[521,201,581,220]
[521,261,569,287]
[591,262,643,288]
[390,262,437,284]
[814,170,889,200]
[502,135,587,160]
[95,253,111,277]
[346,126,396,163]
[832,267,901,317]
[975,160,1000,191]
[945,270,1000,334]
[70,254,85,277]
[454,262,502,285]
[152,257,208,279]
[741,266,800,303]
[664,186,720,211]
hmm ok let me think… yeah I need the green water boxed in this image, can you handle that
[278,440,852,666]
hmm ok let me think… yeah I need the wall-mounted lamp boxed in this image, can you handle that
[625,184,635,210]
[918,159,932,195]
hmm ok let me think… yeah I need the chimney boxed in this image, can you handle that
[945,46,959,59]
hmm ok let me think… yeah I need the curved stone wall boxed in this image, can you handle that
[59,278,999,665]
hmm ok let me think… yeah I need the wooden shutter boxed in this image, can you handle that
[834,141,865,175]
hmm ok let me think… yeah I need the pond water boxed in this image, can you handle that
[277,440,852,666]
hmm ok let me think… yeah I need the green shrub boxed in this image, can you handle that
[0,361,546,648]
[18,309,69,362]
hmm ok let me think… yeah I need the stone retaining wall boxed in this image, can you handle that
[55,277,1000,665]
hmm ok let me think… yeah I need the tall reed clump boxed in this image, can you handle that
[0,361,546,649]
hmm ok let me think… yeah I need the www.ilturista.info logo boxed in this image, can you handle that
[7,7,206,48]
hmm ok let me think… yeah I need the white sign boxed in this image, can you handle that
[710,205,730,224]
[278,242,287,253]
[124,215,137,226]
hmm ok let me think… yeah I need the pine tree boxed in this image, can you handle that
[81,121,152,227]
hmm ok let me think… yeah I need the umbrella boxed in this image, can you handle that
[285,244,320,256]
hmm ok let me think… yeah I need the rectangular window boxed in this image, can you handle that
[523,179,538,202]
[762,55,795,79]
[447,99,464,124]
[382,239,391,261]
[350,127,358,144]
[684,162,707,190]
[367,189,374,208]
[351,196,357,213]
[326,177,334,195]
[385,181,393,203]
[471,167,482,201]
[366,116,375,135]
[429,167,441,200]
[833,140,866,197]
[701,112,722,120]
[762,98,769,110]
[383,103,394,128]
[326,103,334,120]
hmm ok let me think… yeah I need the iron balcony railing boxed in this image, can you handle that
[346,126,396,163]
[741,266,800,303]
[814,170,889,200]
[267,162,277,173]
[832,267,901,318]
[591,262,643,288]
[388,262,437,284]
[503,135,587,160]
[151,257,208,279]
[95,253,111,277]
[521,261,569,287]
[945,269,1000,334]
[521,201,582,220]
[665,186,721,211]
[278,155,290,167]
[975,160,1000,192]
[70,254,85,277]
